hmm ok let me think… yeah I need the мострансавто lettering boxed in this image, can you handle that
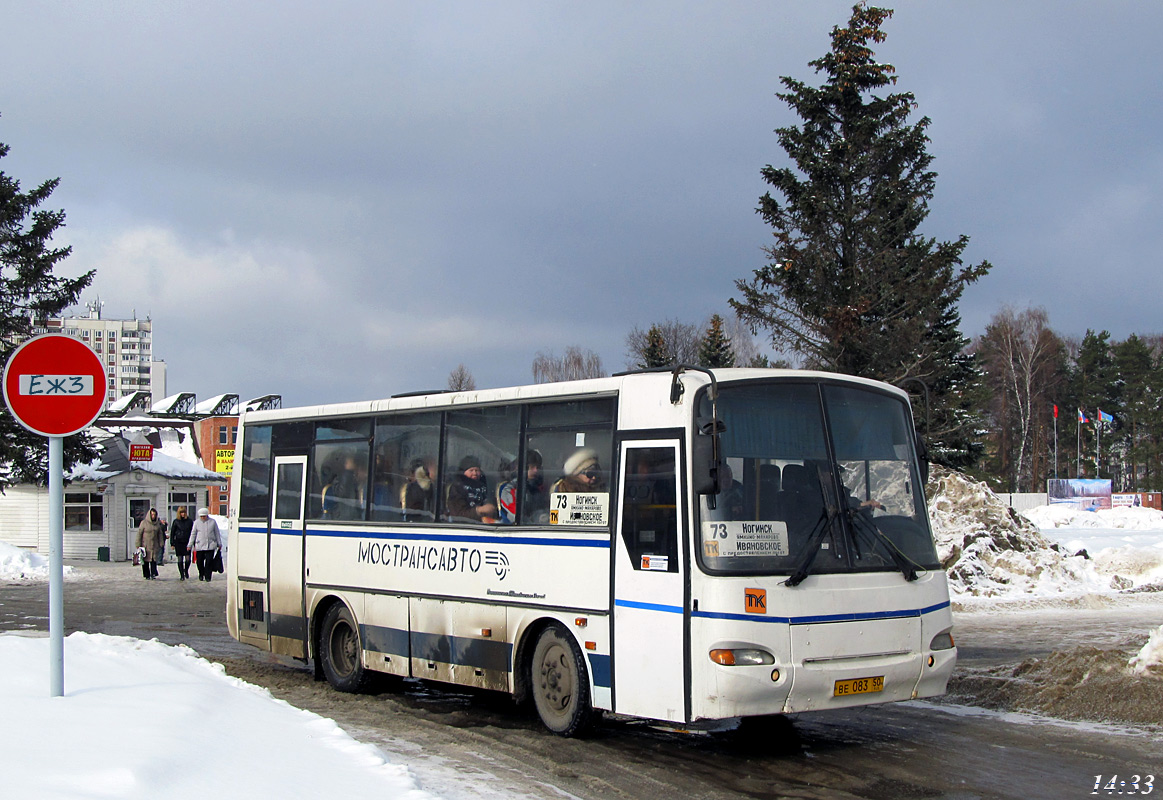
[357,541,483,573]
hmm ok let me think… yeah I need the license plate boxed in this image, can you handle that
[834,675,884,697]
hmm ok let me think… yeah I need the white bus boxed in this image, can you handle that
[226,367,956,735]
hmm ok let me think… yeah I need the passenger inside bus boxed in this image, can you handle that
[446,455,499,523]
[497,449,548,524]
[718,462,745,518]
[321,453,366,520]
[551,448,607,493]
[400,457,435,522]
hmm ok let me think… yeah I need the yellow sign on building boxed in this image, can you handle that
[215,448,235,475]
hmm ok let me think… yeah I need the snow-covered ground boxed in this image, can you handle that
[0,541,67,581]
[1,631,438,800]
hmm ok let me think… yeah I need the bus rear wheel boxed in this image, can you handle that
[319,603,368,692]
[530,625,592,736]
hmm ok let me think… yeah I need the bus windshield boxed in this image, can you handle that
[697,381,940,577]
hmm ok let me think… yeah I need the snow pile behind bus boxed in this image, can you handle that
[926,467,1163,599]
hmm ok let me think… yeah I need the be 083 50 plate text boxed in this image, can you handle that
[833,676,884,697]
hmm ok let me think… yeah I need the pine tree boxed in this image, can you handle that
[639,325,672,369]
[1071,330,1118,478]
[625,319,699,369]
[730,4,990,468]
[0,129,97,488]
[698,314,735,368]
[1112,334,1154,489]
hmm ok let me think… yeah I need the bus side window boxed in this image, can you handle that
[372,412,441,522]
[620,447,678,572]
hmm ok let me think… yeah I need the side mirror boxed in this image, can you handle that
[916,436,930,484]
[692,433,720,496]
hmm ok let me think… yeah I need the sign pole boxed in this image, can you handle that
[3,333,108,698]
[49,435,64,697]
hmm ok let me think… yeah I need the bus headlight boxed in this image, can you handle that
[709,648,775,666]
[929,630,955,651]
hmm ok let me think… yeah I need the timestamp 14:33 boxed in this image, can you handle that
[1093,775,1154,795]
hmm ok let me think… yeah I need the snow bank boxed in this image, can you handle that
[1024,504,1163,530]
[927,468,1109,598]
[1128,625,1163,675]
[0,632,438,800]
[0,541,73,581]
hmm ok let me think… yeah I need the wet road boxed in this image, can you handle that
[2,562,1161,800]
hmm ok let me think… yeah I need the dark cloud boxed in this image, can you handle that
[2,1,1160,405]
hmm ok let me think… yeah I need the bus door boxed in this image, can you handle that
[267,454,308,659]
[612,440,687,722]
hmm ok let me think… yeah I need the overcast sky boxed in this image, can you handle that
[2,1,1160,407]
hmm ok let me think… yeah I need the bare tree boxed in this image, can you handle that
[447,364,476,391]
[724,314,769,367]
[532,347,606,383]
[624,318,702,370]
[976,306,1063,491]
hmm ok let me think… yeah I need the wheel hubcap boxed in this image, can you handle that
[540,644,572,712]
[332,622,356,675]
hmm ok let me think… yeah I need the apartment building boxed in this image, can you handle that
[39,300,166,406]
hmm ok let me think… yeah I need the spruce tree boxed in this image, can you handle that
[1112,334,1154,489]
[698,314,735,368]
[0,128,97,488]
[639,325,672,369]
[1071,330,1118,478]
[730,4,990,468]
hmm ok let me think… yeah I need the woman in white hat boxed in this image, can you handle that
[189,508,222,582]
[551,448,607,494]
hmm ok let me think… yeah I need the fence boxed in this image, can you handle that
[997,492,1048,513]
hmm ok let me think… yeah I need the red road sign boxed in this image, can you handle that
[3,334,107,437]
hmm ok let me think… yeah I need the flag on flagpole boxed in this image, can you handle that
[1053,404,1059,418]
[1098,409,1114,423]
[1078,408,1089,423]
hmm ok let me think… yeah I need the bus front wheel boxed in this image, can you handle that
[319,603,368,692]
[530,625,592,736]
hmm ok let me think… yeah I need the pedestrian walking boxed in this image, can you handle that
[134,508,164,580]
[190,508,222,582]
[169,506,194,581]
[156,515,168,566]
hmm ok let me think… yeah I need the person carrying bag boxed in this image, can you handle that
[189,508,222,582]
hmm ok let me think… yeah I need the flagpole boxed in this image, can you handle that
[1054,406,1058,479]
[1096,417,1101,477]
[1076,410,1081,477]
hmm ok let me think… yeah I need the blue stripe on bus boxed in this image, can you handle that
[614,598,685,615]
[614,599,950,624]
[692,599,951,625]
[242,524,609,549]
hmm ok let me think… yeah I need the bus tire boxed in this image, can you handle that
[530,624,592,737]
[319,603,369,692]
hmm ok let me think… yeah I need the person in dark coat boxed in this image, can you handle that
[400,457,435,522]
[446,455,497,523]
[134,508,164,580]
[168,506,194,581]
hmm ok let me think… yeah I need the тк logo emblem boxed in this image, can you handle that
[745,587,767,614]
[485,550,509,580]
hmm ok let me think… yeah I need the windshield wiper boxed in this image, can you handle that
[784,504,836,587]
[846,508,918,582]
